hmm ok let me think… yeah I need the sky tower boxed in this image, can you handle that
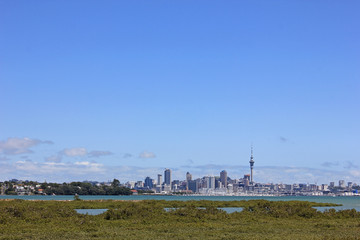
[249,145,255,184]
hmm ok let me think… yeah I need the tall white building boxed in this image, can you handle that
[157,174,162,185]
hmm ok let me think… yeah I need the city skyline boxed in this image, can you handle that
[1,1,359,183]
[0,142,357,185]
[3,166,357,197]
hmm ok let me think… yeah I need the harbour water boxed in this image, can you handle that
[1,195,360,210]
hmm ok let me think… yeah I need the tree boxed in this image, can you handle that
[111,179,120,188]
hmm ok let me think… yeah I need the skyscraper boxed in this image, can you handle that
[188,180,199,193]
[164,168,171,185]
[144,177,153,189]
[204,176,215,189]
[157,174,162,185]
[249,145,255,184]
[339,180,345,188]
[186,172,192,182]
[220,170,227,188]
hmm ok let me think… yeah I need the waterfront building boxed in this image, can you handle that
[204,176,215,189]
[339,180,346,188]
[136,181,144,188]
[243,174,250,187]
[215,177,221,189]
[220,170,227,188]
[144,177,153,189]
[188,180,199,193]
[157,174,162,185]
[164,169,171,186]
[285,184,293,191]
[163,184,171,193]
[309,184,317,191]
[186,172,192,182]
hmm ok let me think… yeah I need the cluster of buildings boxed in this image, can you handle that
[0,180,44,195]
[123,148,359,196]
[124,169,359,196]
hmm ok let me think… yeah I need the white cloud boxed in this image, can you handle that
[88,151,113,158]
[139,151,156,159]
[9,160,105,181]
[45,154,63,163]
[74,161,102,167]
[62,148,87,157]
[0,137,53,155]
[349,170,360,177]
[45,148,113,163]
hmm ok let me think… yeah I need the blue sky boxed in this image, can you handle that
[0,1,359,184]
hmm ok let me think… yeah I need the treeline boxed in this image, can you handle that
[40,180,132,195]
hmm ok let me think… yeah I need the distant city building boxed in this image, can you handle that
[144,177,153,189]
[330,182,335,188]
[204,176,215,189]
[188,180,199,193]
[243,174,250,187]
[164,168,171,186]
[215,177,221,189]
[136,181,144,188]
[157,174,162,185]
[163,184,171,192]
[220,170,227,188]
[339,180,345,188]
[186,172,192,182]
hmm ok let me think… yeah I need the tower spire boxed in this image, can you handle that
[249,144,255,184]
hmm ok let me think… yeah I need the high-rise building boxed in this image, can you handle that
[164,168,171,185]
[339,180,345,188]
[249,146,255,184]
[215,177,221,189]
[157,174,162,185]
[220,170,227,188]
[136,181,144,188]
[209,176,215,189]
[188,180,199,193]
[144,177,153,189]
[204,176,215,189]
[186,172,192,182]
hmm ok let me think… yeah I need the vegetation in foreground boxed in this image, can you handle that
[0,199,359,239]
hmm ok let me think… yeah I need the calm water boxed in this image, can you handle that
[1,195,360,211]
[75,209,108,215]
[78,207,244,215]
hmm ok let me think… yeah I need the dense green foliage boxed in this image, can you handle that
[1,179,133,195]
[0,199,359,239]
[39,181,132,195]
